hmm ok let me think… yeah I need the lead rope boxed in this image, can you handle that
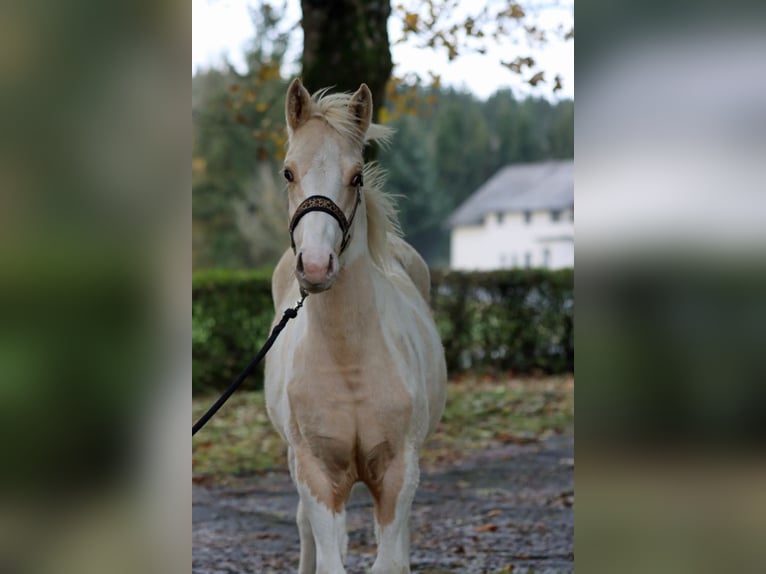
[192,290,308,436]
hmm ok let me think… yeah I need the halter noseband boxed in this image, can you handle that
[289,186,362,255]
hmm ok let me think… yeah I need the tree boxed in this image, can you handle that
[547,99,574,159]
[300,0,393,120]
[192,5,292,269]
[378,111,442,260]
[299,1,573,117]
[390,1,573,93]
[433,92,492,208]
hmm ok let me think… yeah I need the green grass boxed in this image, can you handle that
[192,375,573,481]
[192,391,286,479]
[421,374,574,469]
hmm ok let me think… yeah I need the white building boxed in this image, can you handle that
[448,160,574,270]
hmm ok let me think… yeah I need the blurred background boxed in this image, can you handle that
[576,1,766,572]
[0,1,189,573]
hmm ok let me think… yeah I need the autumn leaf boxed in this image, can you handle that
[258,64,281,81]
[475,523,499,533]
[192,157,207,176]
[403,12,419,33]
[528,71,545,86]
[495,430,537,444]
[502,56,535,74]
[446,42,458,61]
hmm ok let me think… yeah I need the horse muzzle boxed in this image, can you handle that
[295,249,339,293]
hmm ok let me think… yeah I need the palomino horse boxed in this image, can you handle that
[264,79,447,573]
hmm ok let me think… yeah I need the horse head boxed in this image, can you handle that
[283,78,372,293]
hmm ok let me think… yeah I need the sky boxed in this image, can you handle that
[192,0,574,100]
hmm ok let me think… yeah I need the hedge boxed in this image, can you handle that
[192,268,274,394]
[430,268,573,374]
[192,267,573,393]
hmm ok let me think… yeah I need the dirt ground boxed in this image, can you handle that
[192,431,573,573]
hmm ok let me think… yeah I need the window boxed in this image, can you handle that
[551,210,562,222]
[543,248,551,267]
[497,212,504,224]
[569,209,574,222]
[524,211,532,224]
[512,254,518,268]
[524,252,532,268]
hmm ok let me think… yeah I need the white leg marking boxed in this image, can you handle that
[296,499,317,574]
[370,449,420,574]
[297,480,348,574]
[289,448,317,573]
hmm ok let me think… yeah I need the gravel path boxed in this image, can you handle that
[193,433,573,573]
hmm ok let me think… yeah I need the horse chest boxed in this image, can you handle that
[286,360,413,474]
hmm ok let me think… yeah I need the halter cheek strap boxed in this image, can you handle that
[289,187,361,255]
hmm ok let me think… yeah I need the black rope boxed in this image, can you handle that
[192,292,307,436]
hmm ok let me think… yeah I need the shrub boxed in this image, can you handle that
[430,268,573,374]
[192,267,573,393]
[192,268,274,394]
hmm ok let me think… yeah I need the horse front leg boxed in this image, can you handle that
[287,446,324,573]
[293,446,351,574]
[288,448,318,573]
[296,499,317,574]
[295,480,348,574]
[370,447,420,574]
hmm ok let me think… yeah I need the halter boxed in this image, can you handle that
[289,185,362,255]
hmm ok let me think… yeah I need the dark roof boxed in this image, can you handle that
[448,160,573,227]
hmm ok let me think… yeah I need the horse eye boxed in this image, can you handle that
[351,173,363,187]
[283,168,294,182]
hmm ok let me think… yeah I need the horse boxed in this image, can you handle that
[264,78,447,574]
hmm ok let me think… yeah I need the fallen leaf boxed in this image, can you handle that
[495,431,537,444]
[475,523,498,533]
[513,553,530,560]
[528,71,545,86]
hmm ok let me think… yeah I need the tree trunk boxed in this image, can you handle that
[300,0,392,123]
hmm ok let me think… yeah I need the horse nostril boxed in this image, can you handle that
[297,252,304,274]
[327,254,334,274]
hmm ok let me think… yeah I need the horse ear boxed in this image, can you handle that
[349,83,373,137]
[286,78,312,133]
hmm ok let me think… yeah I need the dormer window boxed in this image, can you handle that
[497,212,504,224]
[551,210,562,222]
[524,211,532,224]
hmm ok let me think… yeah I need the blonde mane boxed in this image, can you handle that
[309,88,395,149]
[361,162,402,269]
[305,88,402,269]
